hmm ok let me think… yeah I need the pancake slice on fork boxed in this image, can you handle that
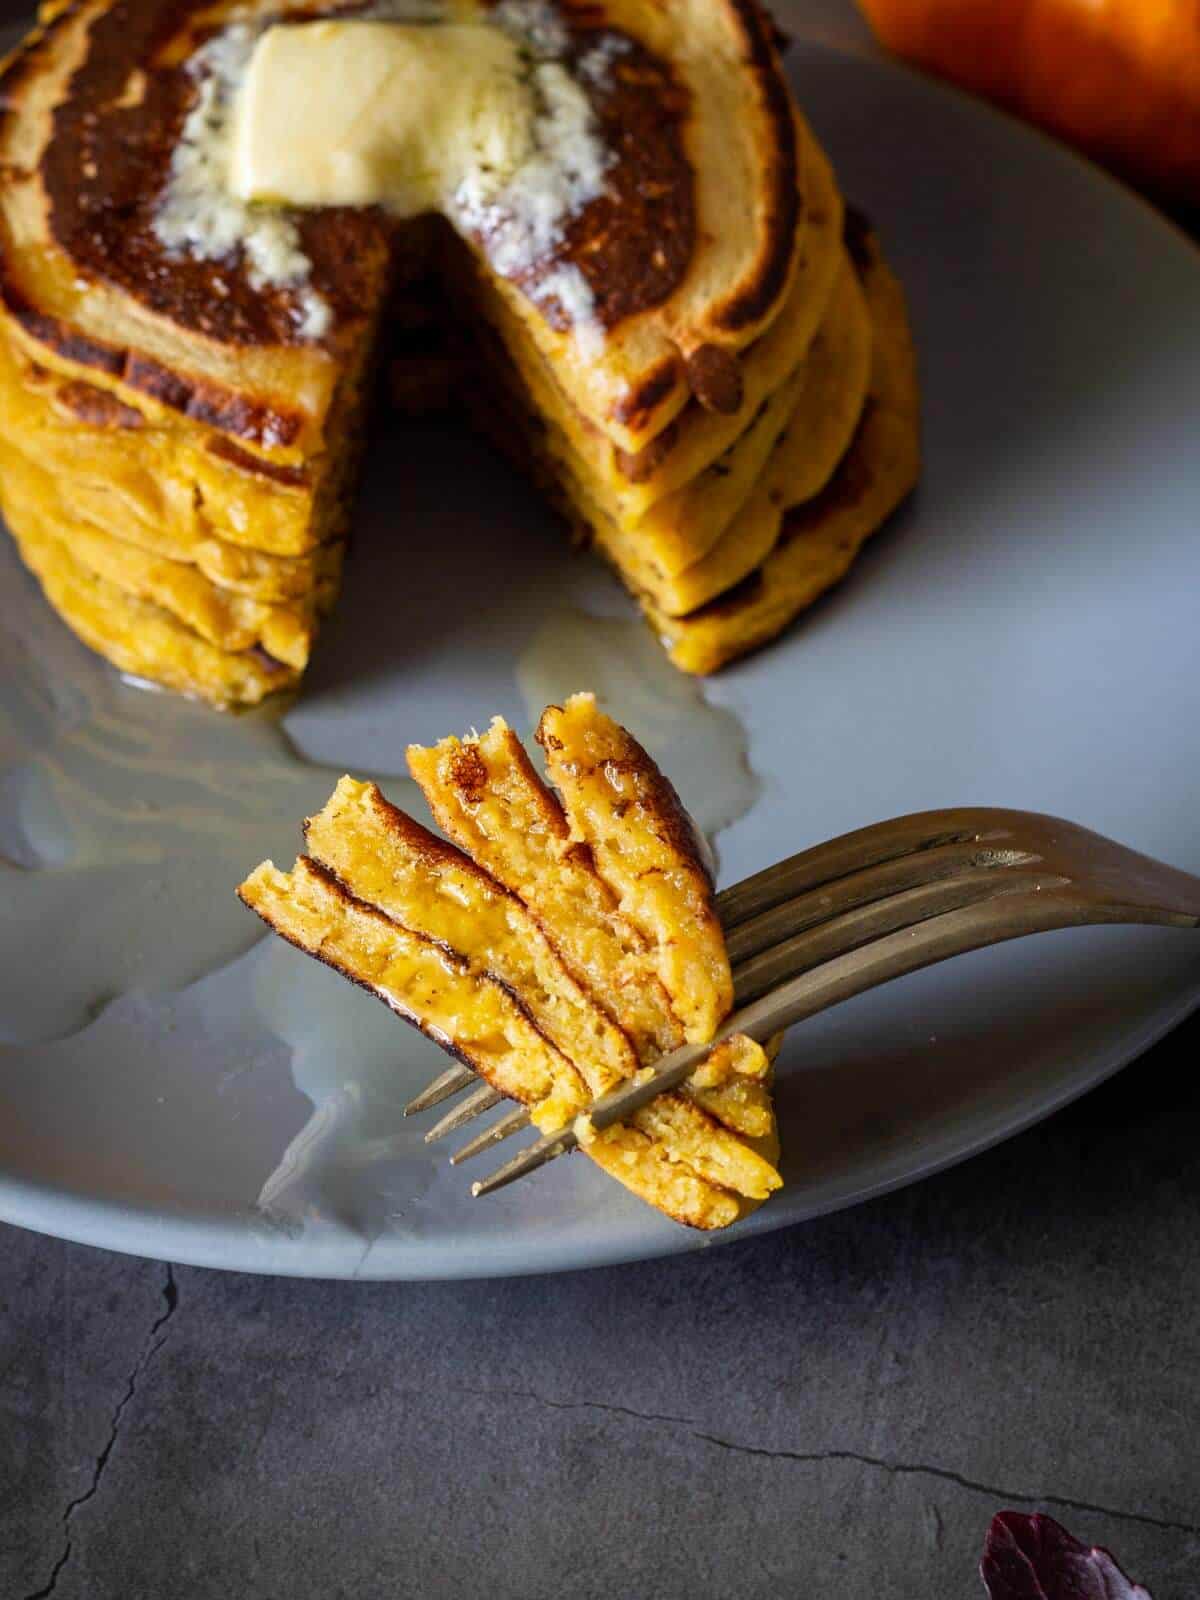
[239,704,782,1228]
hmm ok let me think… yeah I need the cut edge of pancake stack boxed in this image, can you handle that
[0,0,920,709]
[238,694,783,1230]
[455,127,920,677]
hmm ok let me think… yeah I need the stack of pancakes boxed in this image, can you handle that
[0,0,918,707]
[240,696,782,1229]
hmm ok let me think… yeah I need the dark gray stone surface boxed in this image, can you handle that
[3,1013,1198,1600]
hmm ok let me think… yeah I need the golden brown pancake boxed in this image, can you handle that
[406,707,769,1138]
[240,704,783,1229]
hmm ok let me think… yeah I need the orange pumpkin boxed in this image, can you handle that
[857,0,1200,207]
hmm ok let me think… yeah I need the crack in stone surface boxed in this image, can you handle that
[463,1385,696,1431]
[475,1385,1200,1541]
[21,1264,179,1600]
[692,1435,1200,1540]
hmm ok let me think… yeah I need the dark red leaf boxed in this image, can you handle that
[980,1512,1153,1600]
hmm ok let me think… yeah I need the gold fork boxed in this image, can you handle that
[402,808,1200,1196]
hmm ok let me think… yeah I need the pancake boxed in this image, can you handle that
[0,0,797,448]
[449,125,845,521]
[0,439,331,667]
[240,854,592,1116]
[580,251,872,610]
[240,703,782,1229]
[632,245,876,615]
[468,0,807,452]
[0,318,340,566]
[303,775,641,1099]
[301,775,777,1200]
[407,715,686,1061]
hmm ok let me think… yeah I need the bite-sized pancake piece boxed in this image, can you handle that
[238,856,586,1116]
[243,763,781,1227]
[408,717,773,1135]
[647,231,920,673]
[589,1089,780,1200]
[290,773,786,1195]
[537,694,733,1042]
[294,774,780,1203]
[580,1125,741,1229]
[408,718,683,1061]
[690,1033,776,1140]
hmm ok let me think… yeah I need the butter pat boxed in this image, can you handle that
[229,20,536,216]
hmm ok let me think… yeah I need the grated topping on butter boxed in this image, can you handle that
[577,31,632,89]
[153,25,330,340]
[493,0,571,57]
[449,41,611,339]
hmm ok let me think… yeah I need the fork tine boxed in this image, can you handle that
[404,1062,476,1117]
[424,1082,505,1143]
[716,809,1017,933]
[726,842,1040,967]
[471,1125,579,1197]
[451,1103,531,1165]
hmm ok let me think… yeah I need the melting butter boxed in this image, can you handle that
[224,8,610,339]
[231,21,536,214]
[155,24,331,339]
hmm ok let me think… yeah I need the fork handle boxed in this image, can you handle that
[736,887,1198,1046]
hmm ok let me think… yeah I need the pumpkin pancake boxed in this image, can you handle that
[575,249,872,609]
[240,707,783,1229]
[638,249,875,615]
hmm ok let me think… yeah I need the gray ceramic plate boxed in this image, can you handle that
[2,33,1199,1279]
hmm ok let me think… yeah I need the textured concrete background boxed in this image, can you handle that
[3,1011,1198,1599]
